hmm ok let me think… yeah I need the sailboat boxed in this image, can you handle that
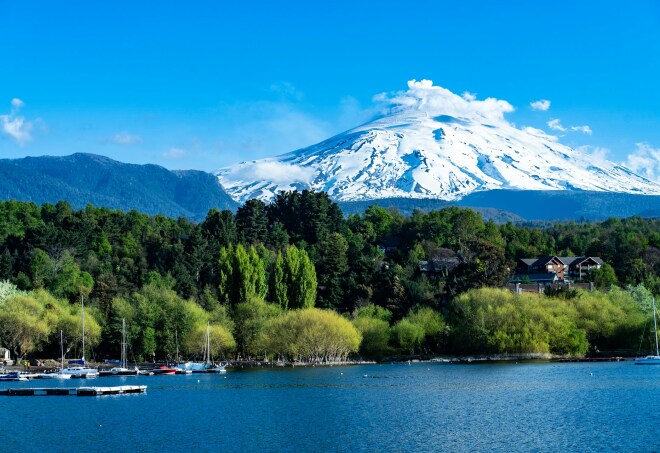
[42,330,70,379]
[635,297,660,365]
[189,322,226,373]
[174,330,193,374]
[100,319,139,376]
[56,296,99,378]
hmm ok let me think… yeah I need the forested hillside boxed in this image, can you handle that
[0,153,238,220]
[0,192,658,363]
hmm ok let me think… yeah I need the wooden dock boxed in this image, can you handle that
[0,385,147,396]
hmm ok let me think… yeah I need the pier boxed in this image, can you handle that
[0,385,146,396]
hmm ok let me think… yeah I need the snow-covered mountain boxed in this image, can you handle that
[217,80,660,203]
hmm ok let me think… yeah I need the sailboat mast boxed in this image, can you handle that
[175,330,179,364]
[653,297,659,357]
[122,318,127,368]
[81,295,86,363]
[60,330,64,370]
[206,321,211,365]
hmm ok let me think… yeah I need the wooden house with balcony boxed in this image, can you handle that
[513,255,604,283]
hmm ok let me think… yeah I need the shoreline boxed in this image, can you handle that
[2,354,631,374]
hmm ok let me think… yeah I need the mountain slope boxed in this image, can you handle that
[0,153,238,220]
[217,81,660,205]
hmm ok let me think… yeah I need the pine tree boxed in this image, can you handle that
[0,248,13,279]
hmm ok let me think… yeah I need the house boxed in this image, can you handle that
[417,247,461,277]
[560,256,604,281]
[515,256,604,283]
[378,236,401,254]
[518,256,567,280]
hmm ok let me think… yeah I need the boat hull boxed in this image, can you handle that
[635,356,660,365]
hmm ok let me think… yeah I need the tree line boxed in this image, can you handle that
[0,192,658,363]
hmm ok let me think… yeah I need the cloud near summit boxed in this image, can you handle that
[373,79,515,122]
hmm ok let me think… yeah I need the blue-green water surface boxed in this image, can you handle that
[1,362,659,452]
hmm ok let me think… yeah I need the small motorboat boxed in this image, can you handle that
[149,365,177,375]
[0,372,28,382]
[99,366,140,377]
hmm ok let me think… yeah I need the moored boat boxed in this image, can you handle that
[635,297,660,365]
[149,365,177,375]
[0,372,28,382]
[99,319,139,376]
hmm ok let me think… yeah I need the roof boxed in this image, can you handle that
[558,256,604,266]
[519,256,562,267]
[521,256,604,267]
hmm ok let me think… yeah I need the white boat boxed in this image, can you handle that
[99,319,139,376]
[54,296,99,378]
[189,322,226,373]
[635,297,660,365]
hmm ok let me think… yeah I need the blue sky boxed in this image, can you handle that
[1,1,659,177]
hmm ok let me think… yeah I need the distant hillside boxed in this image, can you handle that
[339,198,524,223]
[457,190,660,221]
[0,153,238,220]
[340,191,660,221]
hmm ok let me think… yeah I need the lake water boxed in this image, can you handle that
[1,361,659,452]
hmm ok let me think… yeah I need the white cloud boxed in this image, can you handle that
[530,99,551,111]
[547,118,566,132]
[547,118,592,135]
[1,98,33,146]
[570,125,592,135]
[461,91,477,101]
[163,147,186,159]
[374,79,514,122]
[111,131,143,145]
[577,145,610,164]
[11,98,24,109]
[236,161,315,184]
[622,142,660,181]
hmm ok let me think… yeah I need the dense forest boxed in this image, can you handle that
[0,191,659,364]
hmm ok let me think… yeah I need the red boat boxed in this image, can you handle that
[149,365,177,375]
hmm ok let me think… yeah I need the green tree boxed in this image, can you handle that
[233,296,281,358]
[0,293,50,361]
[590,263,618,289]
[260,308,361,363]
[235,199,268,245]
[275,245,317,309]
[352,315,391,359]
[393,319,425,355]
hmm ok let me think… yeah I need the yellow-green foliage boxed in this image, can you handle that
[0,289,102,360]
[393,319,425,354]
[233,296,281,358]
[567,287,646,350]
[0,293,50,359]
[352,316,391,359]
[186,323,236,358]
[261,308,362,362]
[451,288,590,355]
[392,306,447,354]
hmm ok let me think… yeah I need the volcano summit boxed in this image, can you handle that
[217,80,660,204]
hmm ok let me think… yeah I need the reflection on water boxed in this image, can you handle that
[2,362,659,451]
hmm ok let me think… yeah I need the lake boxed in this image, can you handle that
[1,361,658,452]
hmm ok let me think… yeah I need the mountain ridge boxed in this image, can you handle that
[0,153,238,220]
